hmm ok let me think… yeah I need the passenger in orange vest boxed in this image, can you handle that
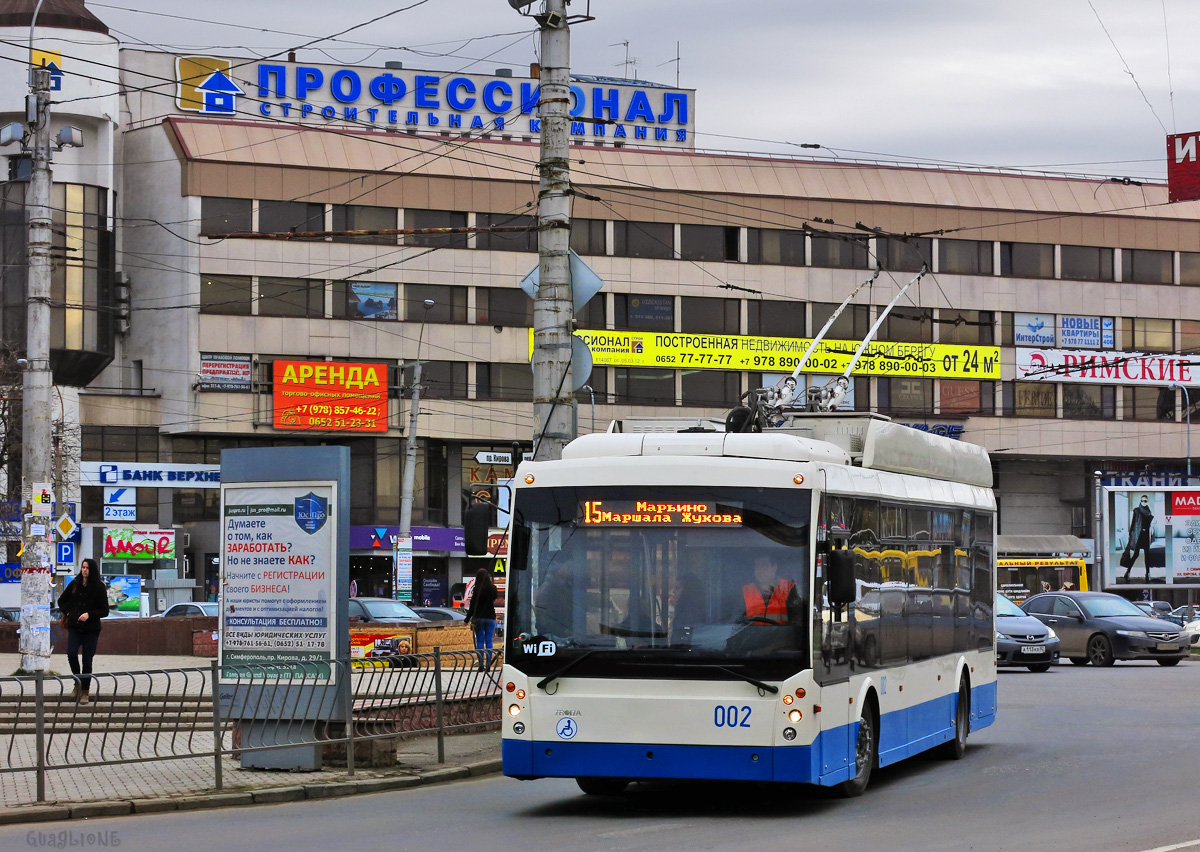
[742,553,803,624]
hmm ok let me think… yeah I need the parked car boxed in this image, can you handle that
[348,597,426,624]
[156,602,219,618]
[1021,591,1190,667]
[1170,604,1200,624]
[995,593,1059,672]
[1133,600,1184,625]
[410,606,467,623]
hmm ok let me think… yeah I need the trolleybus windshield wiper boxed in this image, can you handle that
[625,661,781,694]
[537,649,603,691]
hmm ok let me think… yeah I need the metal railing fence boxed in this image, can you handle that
[0,648,501,805]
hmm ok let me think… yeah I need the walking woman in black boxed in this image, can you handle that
[57,558,109,704]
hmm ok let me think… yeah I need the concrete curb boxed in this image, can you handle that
[0,760,502,827]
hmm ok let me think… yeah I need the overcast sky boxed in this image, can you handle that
[92,0,1200,180]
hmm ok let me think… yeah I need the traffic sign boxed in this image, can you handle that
[56,541,75,566]
[103,505,137,521]
[55,513,78,541]
[104,486,136,506]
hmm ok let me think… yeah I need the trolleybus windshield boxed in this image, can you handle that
[508,486,811,681]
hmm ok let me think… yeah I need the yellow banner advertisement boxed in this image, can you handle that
[530,331,1000,379]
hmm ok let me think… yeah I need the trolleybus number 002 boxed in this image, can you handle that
[713,705,752,728]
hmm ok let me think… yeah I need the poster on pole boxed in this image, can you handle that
[220,481,338,678]
[1102,486,1200,588]
[394,536,413,602]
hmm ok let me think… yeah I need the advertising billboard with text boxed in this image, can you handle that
[1102,486,1200,589]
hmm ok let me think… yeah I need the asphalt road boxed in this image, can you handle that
[6,660,1200,852]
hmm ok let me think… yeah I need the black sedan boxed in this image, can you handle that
[1021,591,1190,667]
[996,593,1059,672]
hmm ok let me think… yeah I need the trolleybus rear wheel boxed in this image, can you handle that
[576,777,629,796]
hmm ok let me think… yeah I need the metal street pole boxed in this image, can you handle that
[18,64,55,673]
[531,0,575,460]
[1171,383,1192,479]
[399,300,434,544]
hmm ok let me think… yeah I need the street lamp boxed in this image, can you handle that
[581,384,595,433]
[397,299,435,599]
[1170,382,1192,479]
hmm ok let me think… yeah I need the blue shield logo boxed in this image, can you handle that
[294,492,328,535]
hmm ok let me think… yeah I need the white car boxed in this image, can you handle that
[156,602,219,618]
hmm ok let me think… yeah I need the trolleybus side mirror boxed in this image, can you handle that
[463,504,491,556]
[828,549,855,605]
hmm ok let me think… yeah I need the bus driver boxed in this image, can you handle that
[742,553,803,624]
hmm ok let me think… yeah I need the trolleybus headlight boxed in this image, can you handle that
[524,474,535,484]
[782,694,794,705]
[782,727,797,741]
[508,704,522,716]
[795,687,806,698]
[513,722,526,734]
[516,689,526,699]
[506,682,515,692]
[793,474,805,485]
[788,709,802,723]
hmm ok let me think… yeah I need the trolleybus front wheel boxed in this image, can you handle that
[838,698,878,798]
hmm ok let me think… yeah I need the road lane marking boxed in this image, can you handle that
[1140,839,1200,852]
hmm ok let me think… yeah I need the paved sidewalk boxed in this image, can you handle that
[0,654,503,826]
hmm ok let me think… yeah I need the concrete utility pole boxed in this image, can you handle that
[18,65,55,673]
[398,300,435,549]
[531,0,576,461]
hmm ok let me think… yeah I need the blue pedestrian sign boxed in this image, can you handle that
[56,541,75,566]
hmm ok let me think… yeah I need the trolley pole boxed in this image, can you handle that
[531,0,575,461]
[18,66,55,673]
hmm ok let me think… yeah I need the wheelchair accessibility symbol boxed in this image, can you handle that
[556,717,578,740]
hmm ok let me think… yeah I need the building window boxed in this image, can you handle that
[680,297,738,334]
[476,287,532,327]
[1060,245,1114,282]
[200,197,251,235]
[403,209,468,248]
[1122,317,1173,353]
[878,237,932,272]
[810,235,869,269]
[199,273,251,316]
[1124,249,1173,285]
[680,224,738,262]
[939,310,994,345]
[571,218,606,255]
[811,302,870,341]
[1063,385,1115,419]
[612,221,674,259]
[999,242,1054,278]
[613,293,674,331]
[331,204,396,245]
[174,489,219,523]
[1182,320,1200,355]
[81,425,159,462]
[258,277,323,317]
[881,307,933,343]
[333,281,398,320]
[1123,386,1175,421]
[746,299,805,338]
[1181,252,1200,286]
[938,239,993,275]
[405,283,467,323]
[576,293,606,329]
[403,361,468,399]
[681,369,739,407]
[614,367,675,405]
[879,378,933,414]
[747,229,805,266]
[477,213,538,252]
[1003,382,1056,417]
[940,380,995,415]
[477,363,533,401]
[258,200,324,234]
